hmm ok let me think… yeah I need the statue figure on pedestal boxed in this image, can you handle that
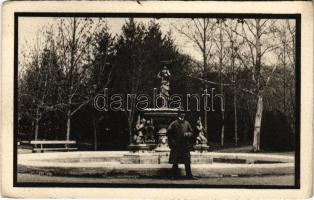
[145,119,155,143]
[157,66,171,106]
[196,117,208,144]
[133,116,146,144]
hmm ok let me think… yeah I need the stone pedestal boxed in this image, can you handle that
[121,152,159,164]
[194,144,210,153]
[154,128,170,152]
[157,152,170,163]
[142,108,178,152]
[147,143,157,151]
[128,144,150,153]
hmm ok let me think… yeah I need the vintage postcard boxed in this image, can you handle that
[1,1,313,199]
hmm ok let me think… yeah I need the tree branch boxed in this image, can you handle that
[187,75,234,86]
[71,98,91,116]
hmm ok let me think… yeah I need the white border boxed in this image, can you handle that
[1,1,313,199]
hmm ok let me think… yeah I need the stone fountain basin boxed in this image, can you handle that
[18,151,294,178]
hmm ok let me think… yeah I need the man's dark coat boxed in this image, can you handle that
[167,119,194,164]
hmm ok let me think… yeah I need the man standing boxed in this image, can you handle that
[167,110,196,180]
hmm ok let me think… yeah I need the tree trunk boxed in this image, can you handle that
[128,110,134,145]
[220,84,225,147]
[234,93,238,146]
[219,21,225,147]
[34,108,40,140]
[252,19,263,152]
[66,110,71,141]
[253,93,263,152]
[65,18,76,142]
[220,88,225,147]
[243,119,248,143]
[34,118,39,141]
[231,39,238,146]
[221,122,225,147]
[93,119,97,151]
[283,34,287,113]
[204,84,208,134]
[202,19,208,135]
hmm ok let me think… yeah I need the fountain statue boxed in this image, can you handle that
[128,116,150,152]
[157,66,171,107]
[145,119,155,146]
[133,117,146,144]
[196,117,207,144]
[194,117,209,152]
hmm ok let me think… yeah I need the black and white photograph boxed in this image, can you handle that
[1,1,313,199]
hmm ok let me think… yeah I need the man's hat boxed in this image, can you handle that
[178,107,185,114]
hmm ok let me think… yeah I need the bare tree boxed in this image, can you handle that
[286,20,296,133]
[54,17,105,140]
[90,26,115,150]
[172,18,217,134]
[229,19,280,151]
[221,19,243,146]
[272,20,296,132]
[214,19,230,147]
[19,29,59,140]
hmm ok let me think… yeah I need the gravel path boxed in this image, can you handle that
[17,173,294,186]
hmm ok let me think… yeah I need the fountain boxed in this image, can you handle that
[122,65,179,163]
[122,65,213,164]
[127,65,181,152]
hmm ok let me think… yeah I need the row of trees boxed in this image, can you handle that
[173,18,296,151]
[18,17,296,151]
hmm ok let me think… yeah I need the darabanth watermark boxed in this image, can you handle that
[94,88,225,112]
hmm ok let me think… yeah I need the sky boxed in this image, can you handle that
[18,17,200,64]
[18,17,295,71]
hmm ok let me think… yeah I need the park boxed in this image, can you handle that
[17,17,297,186]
